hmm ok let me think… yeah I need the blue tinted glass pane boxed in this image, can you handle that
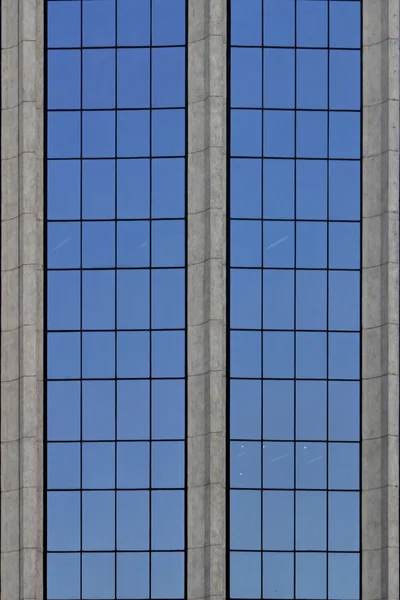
[231,221,262,267]
[82,160,115,219]
[231,159,262,218]
[263,159,295,219]
[47,381,80,441]
[263,221,294,267]
[47,553,80,600]
[117,221,150,268]
[118,111,150,157]
[48,160,80,220]
[231,490,261,550]
[117,442,149,488]
[82,222,115,268]
[151,552,184,599]
[83,111,115,158]
[152,0,186,46]
[117,380,150,441]
[263,491,294,550]
[117,552,149,599]
[297,0,328,47]
[152,220,185,267]
[329,222,360,269]
[47,492,80,551]
[329,160,360,220]
[82,491,115,550]
[83,0,115,47]
[231,110,262,157]
[263,270,294,329]
[329,491,359,551]
[152,490,184,549]
[329,442,359,490]
[117,491,149,550]
[297,111,327,158]
[151,441,185,488]
[296,332,327,379]
[82,381,115,441]
[232,49,262,108]
[330,50,360,110]
[264,0,295,46]
[117,270,150,329]
[48,111,80,158]
[296,491,326,550]
[48,50,81,109]
[296,270,327,330]
[152,48,185,108]
[231,269,262,329]
[82,553,115,600]
[48,270,80,331]
[82,442,115,489]
[83,50,115,109]
[263,553,294,599]
[48,332,81,379]
[152,158,185,218]
[329,381,360,441]
[297,50,328,109]
[296,381,327,440]
[231,0,262,46]
[296,222,327,268]
[231,331,262,378]
[264,110,295,157]
[152,380,185,440]
[117,332,150,378]
[152,109,185,156]
[117,159,150,218]
[263,442,294,489]
[329,271,360,331]
[263,381,294,440]
[118,0,150,46]
[296,553,326,599]
[264,49,295,109]
[48,442,80,489]
[230,552,262,599]
[152,331,185,378]
[231,380,262,440]
[329,333,360,380]
[48,1,81,48]
[82,332,115,379]
[329,553,360,600]
[231,441,261,488]
[296,160,327,219]
[152,269,185,329]
[330,112,360,159]
[330,1,361,49]
[82,270,115,330]
[118,49,150,109]
[263,332,294,378]
[296,442,326,489]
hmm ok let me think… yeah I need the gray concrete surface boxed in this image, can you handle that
[1,0,44,599]
[362,1,400,599]
[186,1,227,599]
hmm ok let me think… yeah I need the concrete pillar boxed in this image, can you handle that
[1,0,44,599]
[362,2,400,600]
[186,1,227,599]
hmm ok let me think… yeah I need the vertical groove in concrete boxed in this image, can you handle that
[186,1,227,599]
[362,1,400,599]
[1,0,44,599]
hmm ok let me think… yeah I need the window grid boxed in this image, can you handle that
[228,1,361,599]
[45,1,187,599]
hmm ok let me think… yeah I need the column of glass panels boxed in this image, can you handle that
[46,1,187,599]
[228,1,361,599]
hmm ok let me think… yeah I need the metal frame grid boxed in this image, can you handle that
[44,1,188,599]
[227,1,362,599]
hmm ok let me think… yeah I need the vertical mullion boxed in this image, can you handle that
[79,2,84,598]
[293,0,298,595]
[326,2,331,598]
[114,0,118,597]
[149,1,153,597]
[260,0,265,594]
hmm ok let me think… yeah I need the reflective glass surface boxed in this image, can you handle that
[229,1,361,598]
[46,1,186,598]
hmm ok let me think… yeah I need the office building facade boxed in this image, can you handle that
[0,1,398,600]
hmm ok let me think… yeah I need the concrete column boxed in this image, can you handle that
[186,1,227,599]
[1,0,44,599]
[362,2,400,600]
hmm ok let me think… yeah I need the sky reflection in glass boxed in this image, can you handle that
[229,1,361,599]
[46,1,186,598]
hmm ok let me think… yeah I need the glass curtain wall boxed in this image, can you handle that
[45,1,187,599]
[228,1,361,599]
